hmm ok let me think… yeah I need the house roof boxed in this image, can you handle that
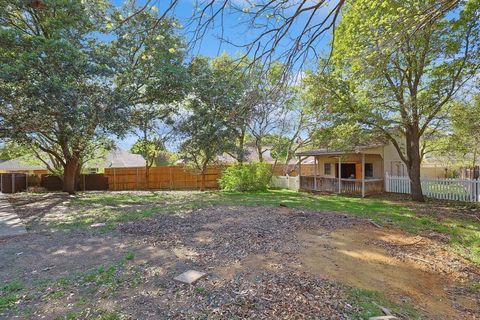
[86,148,146,168]
[217,145,279,164]
[296,144,386,157]
[0,148,146,171]
[0,158,46,171]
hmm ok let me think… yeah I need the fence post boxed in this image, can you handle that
[26,174,28,192]
[113,168,116,191]
[12,173,15,193]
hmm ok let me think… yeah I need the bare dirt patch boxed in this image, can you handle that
[1,204,479,319]
[298,226,479,318]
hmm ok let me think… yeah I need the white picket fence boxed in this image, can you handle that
[271,176,300,191]
[385,173,480,202]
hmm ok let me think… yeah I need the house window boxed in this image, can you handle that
[365,163,373,178]
[324,163,331,175]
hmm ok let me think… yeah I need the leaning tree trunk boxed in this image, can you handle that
[63,158,79,195]
[406,131,425,202]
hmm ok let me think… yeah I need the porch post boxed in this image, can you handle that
[314,156,317,191]
[338,156,342,193]
[361,153,365,198]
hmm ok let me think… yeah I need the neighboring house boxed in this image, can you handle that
[0,157,49,174]
[296,139,449,196]
[217,144,278,164]
[0,148,146,174]
[85,148,146,173]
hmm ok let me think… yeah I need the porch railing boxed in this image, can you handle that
[300,176,384,195]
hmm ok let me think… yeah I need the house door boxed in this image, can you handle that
[335,163,356,179]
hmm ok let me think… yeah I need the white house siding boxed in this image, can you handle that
[382,141,447,178]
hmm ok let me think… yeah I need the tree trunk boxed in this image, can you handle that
[406,131,424,202]
[63,158,79,195]
[200,171,206,191]
[256,139,264,162]
[145,165,150,190]
[74,163,82,192]
[409,165,424,201]
[238,127,246,164]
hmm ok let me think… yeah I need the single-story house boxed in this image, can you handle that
[0,148,146,174]
[296,140,448,196]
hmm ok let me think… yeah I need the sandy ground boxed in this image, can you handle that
[0,204,479,319]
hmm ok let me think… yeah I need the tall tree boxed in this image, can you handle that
[109,4,186,186]
[431,96,480,168]
[209,54,259,163]
[0,0,131,194]
[247,62,291,163]
[177,56,237,190]
[306,0,479,201]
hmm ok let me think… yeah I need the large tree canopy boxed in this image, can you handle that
[305,0,480,201]
[0,0,186,193]
[109,3,187,185]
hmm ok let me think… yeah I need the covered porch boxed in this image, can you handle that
[296,149,385,197]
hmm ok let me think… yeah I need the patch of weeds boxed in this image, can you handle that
[348,288,422,319]
[1,258,140,318]
[467,282,480,294]
[49,290,66,299]
[81,265,119,289]
[56,309,120,320]
[75,260,142,294]
[0,280,24,311]
[124,251,135,261]
[74,297,88,306]
[194,287,207,296]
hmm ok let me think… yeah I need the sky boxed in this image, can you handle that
[111,0,334,151]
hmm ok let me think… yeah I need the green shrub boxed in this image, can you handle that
[219,162,272,192]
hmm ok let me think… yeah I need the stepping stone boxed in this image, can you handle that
[174,270,207,285]
[369,316,398,320]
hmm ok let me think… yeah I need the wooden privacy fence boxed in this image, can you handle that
[385,173,480,202]
[104,165,225,191]
[0,173,27,193]
[40,174,108,191]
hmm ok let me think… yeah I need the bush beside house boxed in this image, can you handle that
[219,162,271,192]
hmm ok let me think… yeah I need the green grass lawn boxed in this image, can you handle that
[61,189,480,264]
